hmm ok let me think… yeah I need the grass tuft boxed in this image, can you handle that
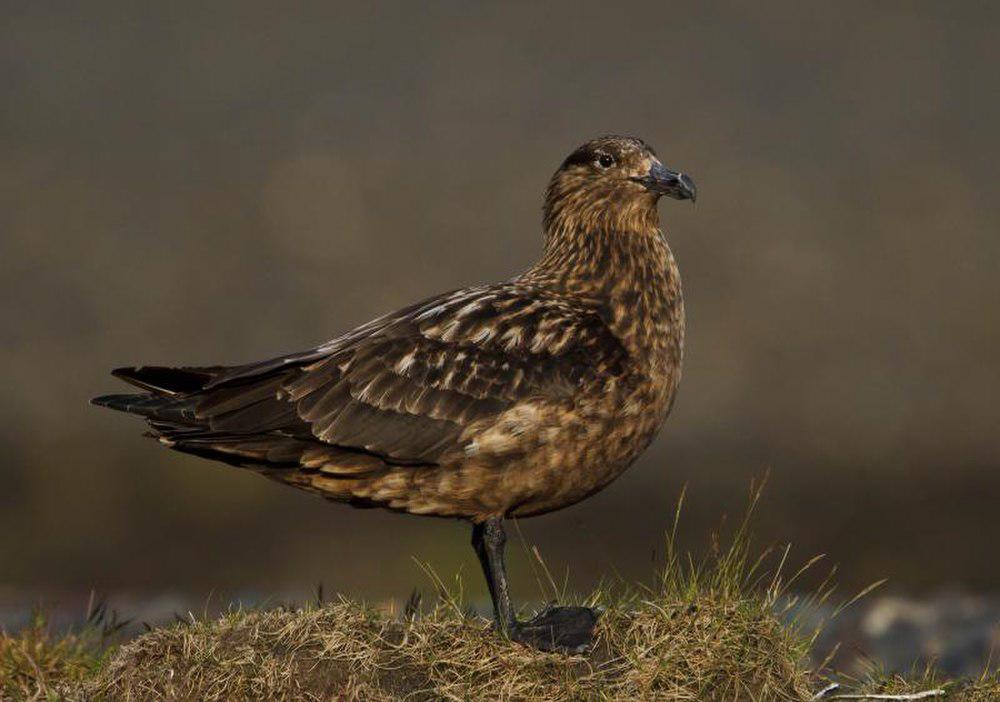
[1,483,994,700]
[81,590,810,701]
[78,482,816,700]
[0,602,111,700]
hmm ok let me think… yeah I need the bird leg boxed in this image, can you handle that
[471,517,599,653]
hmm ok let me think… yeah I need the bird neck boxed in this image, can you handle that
[522,203,684,361]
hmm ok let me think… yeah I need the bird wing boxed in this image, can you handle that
[134,284,628,468]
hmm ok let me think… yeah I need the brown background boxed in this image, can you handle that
[2,2,998,604]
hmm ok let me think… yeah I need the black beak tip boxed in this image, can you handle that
[639,163,697,202]
[679,173,697,202]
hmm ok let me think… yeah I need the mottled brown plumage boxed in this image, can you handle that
[93,135,696,651]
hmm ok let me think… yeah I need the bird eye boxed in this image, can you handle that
[597,154,615,168]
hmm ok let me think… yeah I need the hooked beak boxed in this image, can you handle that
[633,162,697,202]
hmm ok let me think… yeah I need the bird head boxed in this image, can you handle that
[544,136,695,234]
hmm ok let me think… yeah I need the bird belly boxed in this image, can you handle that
[503,390,671,518]
[446,380,673,519]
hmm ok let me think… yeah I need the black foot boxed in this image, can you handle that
[508,605,601,654]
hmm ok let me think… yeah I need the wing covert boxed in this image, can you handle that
[275,284,629,464]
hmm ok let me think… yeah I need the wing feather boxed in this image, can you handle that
[126,284,629,470]
[277,285,627,464]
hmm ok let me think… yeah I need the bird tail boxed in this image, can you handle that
[91,392,196,424]
[109,365,223,394]
[91,364,223,422]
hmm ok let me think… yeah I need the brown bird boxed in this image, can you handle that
[93,135,695,652]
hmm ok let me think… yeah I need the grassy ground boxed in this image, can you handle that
[3,488,997,700]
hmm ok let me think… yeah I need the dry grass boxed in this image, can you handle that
[1,486,995,700]
[0,614,93,700]
[825,667,1000,701]
[4,603,994,702]
[79,589,812,701]
[0,600,119,701]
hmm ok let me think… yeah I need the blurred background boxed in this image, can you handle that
[1,0,998,639]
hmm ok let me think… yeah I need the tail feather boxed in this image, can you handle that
[91,359,400,489]
[92,379,402,508]
[110,365,224,395]
[91,393,196,424]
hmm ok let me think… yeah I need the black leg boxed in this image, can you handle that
[471,517,600,653]
[471,518,516,631]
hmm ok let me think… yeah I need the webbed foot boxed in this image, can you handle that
[508,605,601,654]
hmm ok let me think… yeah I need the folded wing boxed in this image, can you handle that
[95,284,628,473]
